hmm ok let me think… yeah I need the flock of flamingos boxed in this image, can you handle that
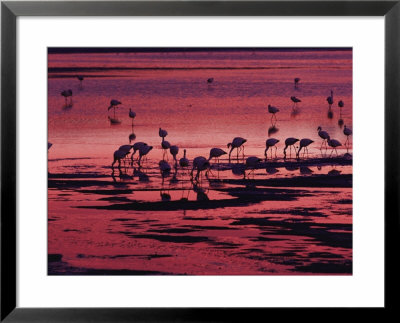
[53,76,352,181]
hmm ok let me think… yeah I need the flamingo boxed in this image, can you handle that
[327,90,334,108]
[227,137,247,162]
[343,125,352,148]
[290,96,301,110]
[208,148,227,165]
[179,149,190,168]
[130,142,147,161]
[161,137,171,160]
[207,78,214,84]
[48,142,53,150]
[268,104,279,122]
[111,149,129,170]
[77,75,84,88]
[108,99,121,119]
[327,138,342,157]
[129,108,136,126]
[61,90,72,106]
[170,145,179,165]
[297,138,314,159]
[294,77,300,88]
[264,138,279,160]
[138,145,153,166]
[191,156,210,180]
[317,126,330,149]
[159,127,168,138]
[283,137,299,159]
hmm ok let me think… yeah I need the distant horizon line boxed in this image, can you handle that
[48,47,352,54]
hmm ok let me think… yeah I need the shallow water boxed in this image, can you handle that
[48,48,352,275]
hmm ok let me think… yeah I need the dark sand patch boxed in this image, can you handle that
[129,234,211,243]
[295,261,352,274]
[147,228,199,234]
[219,174,352,188]
[231,218,352,249]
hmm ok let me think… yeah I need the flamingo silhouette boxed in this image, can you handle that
[108,99,121,121]
[268,104,279,122]
[290,96,301,110]
[294,77,300,88]
[179,149,190,168]
[161,137,171,160]
[227,137,247,162]
[265,138,279,160]
[138,145,153,166]
[283,137,299,159]
[327,138,342,157]
[191,156,210,181]
[297,138,314,159]
[129,108,136,126]
[317,126,330,149]
[208,148,227,165]
[170,145,179,165]
[343,125,352,150]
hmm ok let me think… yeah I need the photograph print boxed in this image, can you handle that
[48,47,352,275]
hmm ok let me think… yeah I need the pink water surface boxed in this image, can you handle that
[48,48,352,275]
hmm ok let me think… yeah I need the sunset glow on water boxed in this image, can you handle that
[48,48,352,275]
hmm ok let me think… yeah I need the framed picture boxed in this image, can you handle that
[1,0,398,321]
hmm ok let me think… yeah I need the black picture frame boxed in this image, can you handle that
[1,1,399,321]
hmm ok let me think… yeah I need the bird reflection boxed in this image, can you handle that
[266,167,279,175]
[290,107,301,119]
[268,125,279,137]
[192,180,209,201]
[300,166,313,175]
[129,132,136,143]
[231,164,246,179]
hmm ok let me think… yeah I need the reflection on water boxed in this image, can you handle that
[48,48,352,275]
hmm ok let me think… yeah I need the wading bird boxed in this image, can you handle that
[290,96,301,110]
[138,145,153,166]
[327,138,342,157]
[283,137,299,159]
[48,142,53,150]
[179,149,190,168]
[227,137,247,162]
[264,138,279,160]
[61,89,73,107]
[343,125,352,149]
[159,127,168,139]
[268,104,279,122]
[317,126,330,149]
[170,145,179,165]
[191,156,210,181]
[297,138,314,159]
[108,99,121,120]
[207,78,214,84]
[208,148,227,165]
[161,137,171,160]
[129,108,136,126]
[111,149,129,170]
[77,75,84,88]
[130,142,147,161]
[294,77,300,88]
